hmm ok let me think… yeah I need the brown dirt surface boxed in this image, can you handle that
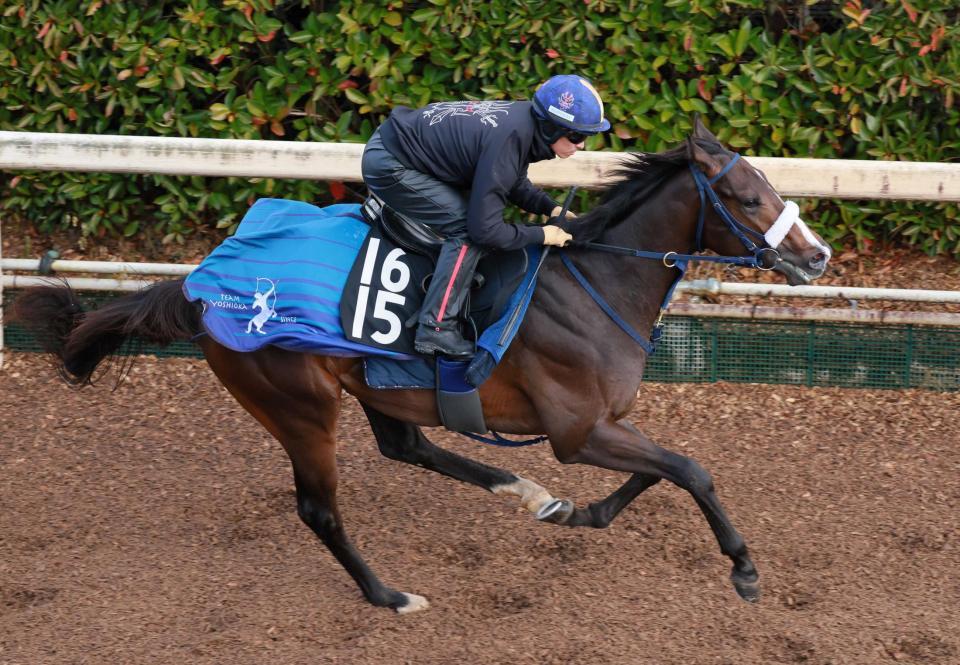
[2,352,959,664]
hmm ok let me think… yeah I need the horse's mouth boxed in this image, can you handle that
[773,259,826,286]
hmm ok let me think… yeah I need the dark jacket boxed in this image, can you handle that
[378,100,557,251]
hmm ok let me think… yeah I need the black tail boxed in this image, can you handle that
[12,279,201,386]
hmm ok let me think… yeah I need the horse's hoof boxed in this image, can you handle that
[536,499,574,525]
[395,592,430,614]
[730,570,761,603]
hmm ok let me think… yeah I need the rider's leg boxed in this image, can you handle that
[362,129,481,357]
[413,236,482,357]
[361,130,468,229]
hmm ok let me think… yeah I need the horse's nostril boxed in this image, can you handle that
[809,253,827,270]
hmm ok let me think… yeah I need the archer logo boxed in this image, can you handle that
[246,278,278,334]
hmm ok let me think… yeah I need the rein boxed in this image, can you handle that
[462,153,788,448]
[563,152,779,355]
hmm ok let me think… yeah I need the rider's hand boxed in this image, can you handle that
[542,225,573,247]
[550,205,577,220]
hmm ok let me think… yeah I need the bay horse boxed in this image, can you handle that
[14,119,830,614]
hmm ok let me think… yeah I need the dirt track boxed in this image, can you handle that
[2,352,959,664]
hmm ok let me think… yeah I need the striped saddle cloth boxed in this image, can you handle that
[183,198,541,387]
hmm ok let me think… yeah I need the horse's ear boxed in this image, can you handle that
[688,114,725,177]
[692,114,718,141]
[686,134,722,179]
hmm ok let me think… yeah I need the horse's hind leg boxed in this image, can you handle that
[361,404,559,515]
[202,343,427,613]
[289,440,426,613]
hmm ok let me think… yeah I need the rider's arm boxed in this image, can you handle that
[465,133,546,251]
[507,175,557,217]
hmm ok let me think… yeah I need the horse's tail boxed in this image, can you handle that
[12,279,201,386]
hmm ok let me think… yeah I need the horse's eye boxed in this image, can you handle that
[742,198,760,209]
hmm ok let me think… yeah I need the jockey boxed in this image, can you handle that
[361,74,611,358]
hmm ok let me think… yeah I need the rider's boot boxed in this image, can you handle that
[414,238,482,358]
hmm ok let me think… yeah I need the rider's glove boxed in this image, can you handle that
[542,225,573,247]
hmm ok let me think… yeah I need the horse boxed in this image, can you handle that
[13,119,830,614]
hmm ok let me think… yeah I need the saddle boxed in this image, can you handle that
[357,195,529,339]
[363,195,444,258]
[351,196,534,434]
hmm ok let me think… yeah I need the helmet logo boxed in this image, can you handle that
[534,74,610,132]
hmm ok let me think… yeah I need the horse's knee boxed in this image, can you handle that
[678,458,715,496]
[297,495,338,536]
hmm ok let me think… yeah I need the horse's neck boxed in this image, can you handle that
[574,175,697,338]
[516,173,698,404]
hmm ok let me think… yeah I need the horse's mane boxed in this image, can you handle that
[566,137,727,243]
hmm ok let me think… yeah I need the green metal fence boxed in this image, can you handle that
[4,291,959,391]
[645,317,960,391]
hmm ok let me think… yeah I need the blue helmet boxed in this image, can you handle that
[532,75,611,134]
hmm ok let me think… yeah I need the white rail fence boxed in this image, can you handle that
[3,131,960,199]
[6,258,960,325]
[3,131,960,365]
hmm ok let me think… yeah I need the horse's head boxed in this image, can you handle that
[685,118,830,284]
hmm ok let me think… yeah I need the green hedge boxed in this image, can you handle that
[1,1,958,252]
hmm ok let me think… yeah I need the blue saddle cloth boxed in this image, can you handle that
[184,199,412,358]
[183,198,539,385]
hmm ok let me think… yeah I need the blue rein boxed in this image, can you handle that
[563,152,778,355]
[466,153,778,449]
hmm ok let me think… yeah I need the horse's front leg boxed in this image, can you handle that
[559,419,760,602]
[537,420,661,528]
[537,471,660,527]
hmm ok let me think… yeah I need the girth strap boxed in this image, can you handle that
[458,430,548,447]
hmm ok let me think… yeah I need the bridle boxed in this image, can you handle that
[689,153,781,270]
[581,152,790,270]
[560,151,822,354]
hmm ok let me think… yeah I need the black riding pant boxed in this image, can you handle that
[361,129,470,240]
